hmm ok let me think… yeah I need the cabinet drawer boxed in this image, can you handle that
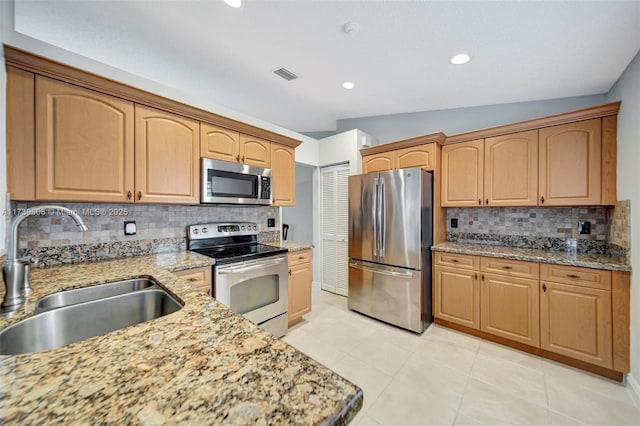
[434,252,479,270]
[481,257,539,279]
[174,266,212,288]
[540,264,611,290]
[288,249,311,266]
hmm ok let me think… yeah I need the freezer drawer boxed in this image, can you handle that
[348,259,430,333]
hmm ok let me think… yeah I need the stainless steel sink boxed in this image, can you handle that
[34,278,158,313]
[0,284,182,355]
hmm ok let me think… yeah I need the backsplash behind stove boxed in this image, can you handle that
[10,202,281,266]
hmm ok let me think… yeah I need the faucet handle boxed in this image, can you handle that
[19,256,39,265]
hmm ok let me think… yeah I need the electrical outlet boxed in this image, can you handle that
[267,218,275,228]
[451,218,458,228]
[124,221,137,236]
[578,221,591,235]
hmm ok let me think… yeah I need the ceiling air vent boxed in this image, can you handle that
[273,68,299,81]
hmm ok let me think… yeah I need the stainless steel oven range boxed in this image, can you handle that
[187,222,289,337]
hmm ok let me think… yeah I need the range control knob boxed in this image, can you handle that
[193,228,200,235]
[241,225,246,230]
[253,225,257,230]
[202,227,208,234]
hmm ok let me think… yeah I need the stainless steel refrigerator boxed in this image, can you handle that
[348,167,433,333]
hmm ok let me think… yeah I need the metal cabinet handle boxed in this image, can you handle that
[485,198,489,205]
[481,274,484,281]
[288,269,292,276]
[236,154,240,162]
[241,155,245,163]
[478,198,481,205]
[540,196,545,204]
[567,274,580,279]
[451,259,459,263]
[542,283,547,292]
[474,273,478,280]
[502,266,512,270]
[127,190,132,200]
[137,191,142,200]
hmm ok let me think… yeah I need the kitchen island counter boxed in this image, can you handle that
[432,242,630,272]
[0,252,362,425]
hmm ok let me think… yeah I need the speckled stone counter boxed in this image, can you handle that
[0,252,362,425]
[432,242,631,272]
[265,241,314,252]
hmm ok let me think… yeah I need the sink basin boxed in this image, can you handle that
[35,278,158,313]
[0,288,182,355]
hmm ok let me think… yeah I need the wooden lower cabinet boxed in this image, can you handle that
[288,250,312,326]
[173,266,212,296]
[433,265,480,329]
[433,253,627,377]
[481,273,540,346]
[540,281,612,368]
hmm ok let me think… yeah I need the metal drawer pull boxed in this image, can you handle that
[451,259,459,263]
[502,266,512,270]
[567,274,580,279]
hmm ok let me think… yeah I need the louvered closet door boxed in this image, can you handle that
[320,163,350,296]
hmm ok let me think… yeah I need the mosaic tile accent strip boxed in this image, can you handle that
[446,207,608,240]
[608,200,630,249]
[11,202,281,264]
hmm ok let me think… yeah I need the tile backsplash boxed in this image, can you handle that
[608,200,630,249]
[446,206,608,240]
[12,202,281,250]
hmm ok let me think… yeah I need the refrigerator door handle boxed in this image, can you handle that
[372,178,379,257]
[380,178,386,257]
[349,262,414,278]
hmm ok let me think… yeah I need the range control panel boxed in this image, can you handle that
[188,222,258,240]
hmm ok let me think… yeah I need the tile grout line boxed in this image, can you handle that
[451,337,480,426]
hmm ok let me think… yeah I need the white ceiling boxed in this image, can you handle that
[11,0,640,133]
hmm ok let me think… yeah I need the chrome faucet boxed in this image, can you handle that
[1,205,88,316]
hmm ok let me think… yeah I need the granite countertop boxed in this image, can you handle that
[0,251,362,425]
[432,242,631,272]
[264,241,314,252]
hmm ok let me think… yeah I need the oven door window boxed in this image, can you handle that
[208,169,258,199]
[229,274,279,314]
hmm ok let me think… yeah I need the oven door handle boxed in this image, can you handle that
[218,258,285,274]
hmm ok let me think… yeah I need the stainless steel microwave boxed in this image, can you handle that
[201,158,272,205]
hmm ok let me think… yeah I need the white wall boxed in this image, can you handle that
[318,129,376,175]
[607,50,640,399]
[282,164,314,243]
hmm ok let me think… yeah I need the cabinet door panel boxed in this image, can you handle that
[442,140,484,207]
[240,135,271,167]
[481,273,540,346]
[540,281,612,368]
[434,266,479,329]
[271,144,295,206]
[394,144,435,171]
[7,66,35,200]
[200,123,239,162]
[539,119,601,205]
[485,130,538,206]
[135,105,199,204]
[36,76,134,202]
[362,154,393,173]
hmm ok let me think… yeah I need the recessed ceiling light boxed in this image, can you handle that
[450,53,470,65]
[342,81,355,89]
[224,0,242,8]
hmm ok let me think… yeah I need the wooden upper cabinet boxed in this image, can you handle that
[135,105,199,204]
[539,119,602,206]
[441,139,484,207]
[484,130,538,206]
[395,143,435,171]
[35,76,135,202]
[271,144,295,206]
[240,134,271,168]
[362,153,393,173]
[200,123,240,162]
[7,66,35,201]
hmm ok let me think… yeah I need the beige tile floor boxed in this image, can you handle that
[283,288,640,426]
